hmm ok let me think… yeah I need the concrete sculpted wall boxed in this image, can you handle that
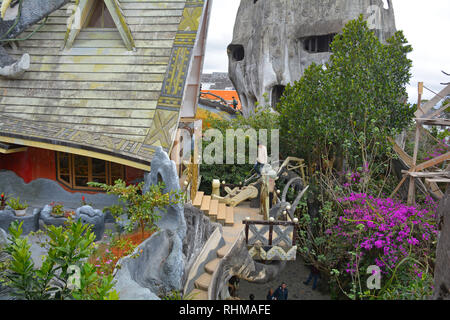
[228,0,397,116]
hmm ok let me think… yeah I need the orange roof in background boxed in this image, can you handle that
[200,90,242,110]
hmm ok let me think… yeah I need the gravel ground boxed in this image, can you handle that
[236,257,331,301]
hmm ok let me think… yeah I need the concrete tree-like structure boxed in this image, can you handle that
[0,0,69,78]
[228,0,397,116]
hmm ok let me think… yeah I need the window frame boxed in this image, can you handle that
[56,152,125,191]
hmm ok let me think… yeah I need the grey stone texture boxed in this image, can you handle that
[0,227,9,247]
[113,147,188,299]
[183,204,224,295]
[228,0,397,116]
[433,188,450,300]
[144,147,186,240]
[0,170,118,211]
[0,207,40,235]
[74,205,105,241]
[40,205,68,227]
[210,231,287,300]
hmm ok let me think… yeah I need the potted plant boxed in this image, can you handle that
[50,202,65,218]
[6,197,29,216]
[0,193,7,211]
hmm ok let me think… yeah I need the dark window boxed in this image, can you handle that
[56,152,125,190]
[302,34,336,53]
[271,85,285,109]
[228,44,245,61]
[86,0,115,28]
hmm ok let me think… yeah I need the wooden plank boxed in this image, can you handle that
[1,106,155,119]
[200,196,211,213]
[425,178,450,183]
[415,118,450,127]
[388,136,413,167]
[390,175,408,198]
[408,123,421,205]
[7,54,170,65]
[415,152,450,172]
[28,63,168,74]
[416,84,450,117]
[0,79,163,92]
[20,39,175,48]
[193,191,204,208]
[21,31,177,41]
[18,71,165,83]
[217,203,227,223]
[208,199,219,221]
[0,97,158,110]
[0,87,160,100]
[403,171,450,178]
[225,206,234,226]
[7,47,172,57]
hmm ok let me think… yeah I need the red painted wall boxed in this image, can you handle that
[0,147,56,183]
[0,147,146,192]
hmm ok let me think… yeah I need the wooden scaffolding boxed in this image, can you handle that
[391,82,450,205]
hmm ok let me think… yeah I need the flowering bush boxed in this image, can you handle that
[329,193,438,299]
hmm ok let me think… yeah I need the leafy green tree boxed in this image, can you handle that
[88,180,183,240]
[3,220,117,300]
[278,15,414,193]
[199,105,279,193]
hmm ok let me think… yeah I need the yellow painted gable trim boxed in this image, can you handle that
[0,146,28,154]
[0,136,150,171]
[63,0,135,51]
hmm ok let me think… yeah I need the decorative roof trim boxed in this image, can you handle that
[63,0,135,51]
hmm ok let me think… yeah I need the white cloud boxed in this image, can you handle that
[203,0,450,103]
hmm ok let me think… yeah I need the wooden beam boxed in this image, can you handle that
[390,175,408,198]
[416,84,450,117]
[408,122,421,205]
[63,0,97,50]
[104,0,135,51]
[428,100,450,119]
[414,152,450,172]
[402,170,450,178]
[415,118,450,127]
[425,178,450,183]
[388,136,413,167]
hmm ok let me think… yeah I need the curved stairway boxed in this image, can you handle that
[187,195,262,300]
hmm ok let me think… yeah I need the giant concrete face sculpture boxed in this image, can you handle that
[228,0,397,117]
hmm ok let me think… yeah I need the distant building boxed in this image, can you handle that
[201,72,235,91]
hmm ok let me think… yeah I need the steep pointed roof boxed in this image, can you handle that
[0,0,210,170]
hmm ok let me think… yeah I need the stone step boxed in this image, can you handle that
[200,195,211,213]
[208,199,219,221]
[189,288,208,300]
[217,243,232,258]
[194,272,212,291]
[217,203,227,224]
[225,206,234,226]
[193,191,204,208]
[205,258,220,275]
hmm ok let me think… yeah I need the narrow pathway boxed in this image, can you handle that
[237,257,331,300]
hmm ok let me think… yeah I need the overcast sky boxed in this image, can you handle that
[202,0,450,104]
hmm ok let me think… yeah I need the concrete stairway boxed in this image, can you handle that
[193,191,234,226]
[189,234,234,300]
[186,200,261,300]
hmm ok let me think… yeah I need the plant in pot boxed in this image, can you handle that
[6,197,29,216]
[0,193,7,211]
[50,202,65,218]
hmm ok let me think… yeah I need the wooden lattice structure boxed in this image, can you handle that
[391,82,450,205]
[243,220,298,261]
